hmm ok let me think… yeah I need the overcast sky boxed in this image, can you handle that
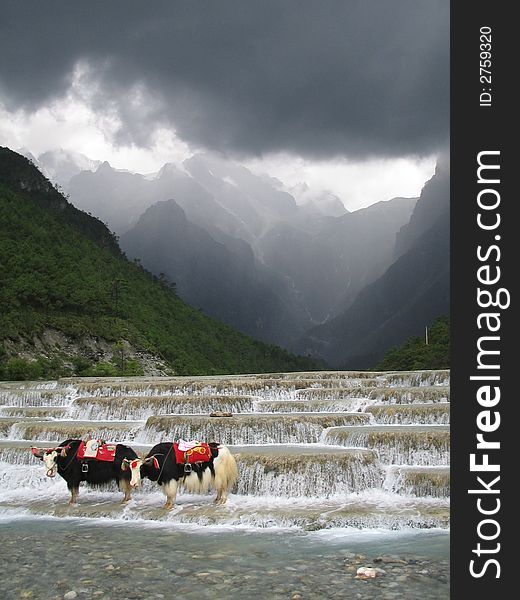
[0,0,449,210]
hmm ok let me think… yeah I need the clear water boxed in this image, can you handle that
[0,517,449,600]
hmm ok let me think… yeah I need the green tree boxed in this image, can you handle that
[375,316,450,371]
[4,358,43,380]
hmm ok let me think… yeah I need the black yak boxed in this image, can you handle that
[125,441,238,509]
[32,439,138,505]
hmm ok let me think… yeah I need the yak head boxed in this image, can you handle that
[34,446,67,477]
[121,455,159,488]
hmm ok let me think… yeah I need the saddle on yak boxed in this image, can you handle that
[76,440,117,471]
[173,440,212,474]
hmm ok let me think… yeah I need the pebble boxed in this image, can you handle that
[355,566,386,580]
[63,592,77,600]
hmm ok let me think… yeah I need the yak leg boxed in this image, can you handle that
[119,478,132,503]
[68,483,79,505]
[162,480,178,510]
[214,488,228,505]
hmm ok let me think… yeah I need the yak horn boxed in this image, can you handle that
[144,455,160,469]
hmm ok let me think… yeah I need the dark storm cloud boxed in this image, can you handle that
[0,0,449,159]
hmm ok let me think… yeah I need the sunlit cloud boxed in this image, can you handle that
[0,95,436,210]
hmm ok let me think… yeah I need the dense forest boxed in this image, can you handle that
[0,147,318,379]
[374,316,450,371]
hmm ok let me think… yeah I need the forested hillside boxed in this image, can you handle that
[0,148,317,379]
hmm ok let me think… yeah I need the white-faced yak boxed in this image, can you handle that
[125,441,238,510]
[32,439,139,505]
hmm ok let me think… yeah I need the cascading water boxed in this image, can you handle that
[0,406,69,418]
[384,465,450,498]
[375,370,450,387]
[255,398,372,413]
[366,402,451,425]
[70,394,259,420]
[297,385,449,402]
[233,447,384,497]
[323,425,450,465]
[137,413,370,445]
[0,387,74,407]
[6,420,144,442]
[0,369,450,531]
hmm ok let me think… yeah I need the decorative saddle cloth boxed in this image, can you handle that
[173,440,211,465]
[76,440,117,462]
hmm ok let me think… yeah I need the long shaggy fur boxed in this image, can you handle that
[139,442,238,506]
[212,445,238,494]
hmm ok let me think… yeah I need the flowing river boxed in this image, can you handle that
[0,370,450,598]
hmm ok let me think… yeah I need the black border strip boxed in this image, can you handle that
[451,1,514,595]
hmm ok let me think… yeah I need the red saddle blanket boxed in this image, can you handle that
[173,442,212,465]
[76,440,117,462]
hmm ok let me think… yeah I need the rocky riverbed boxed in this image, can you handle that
[0,518,449,600]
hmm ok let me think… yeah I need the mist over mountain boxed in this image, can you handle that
[24,148,102,188]
[297,159,450,367]
[120,199,305,346]
[258,197,416,323]
[288,182,348,218]
[23,148,445,363]
[394,154,450,259]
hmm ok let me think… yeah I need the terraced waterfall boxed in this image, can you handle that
[0,370,450,531]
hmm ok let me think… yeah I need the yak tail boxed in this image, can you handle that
[214,445,238,492]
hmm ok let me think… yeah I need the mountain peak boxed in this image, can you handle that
[157,162,183,179]
[97,160,113,172]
